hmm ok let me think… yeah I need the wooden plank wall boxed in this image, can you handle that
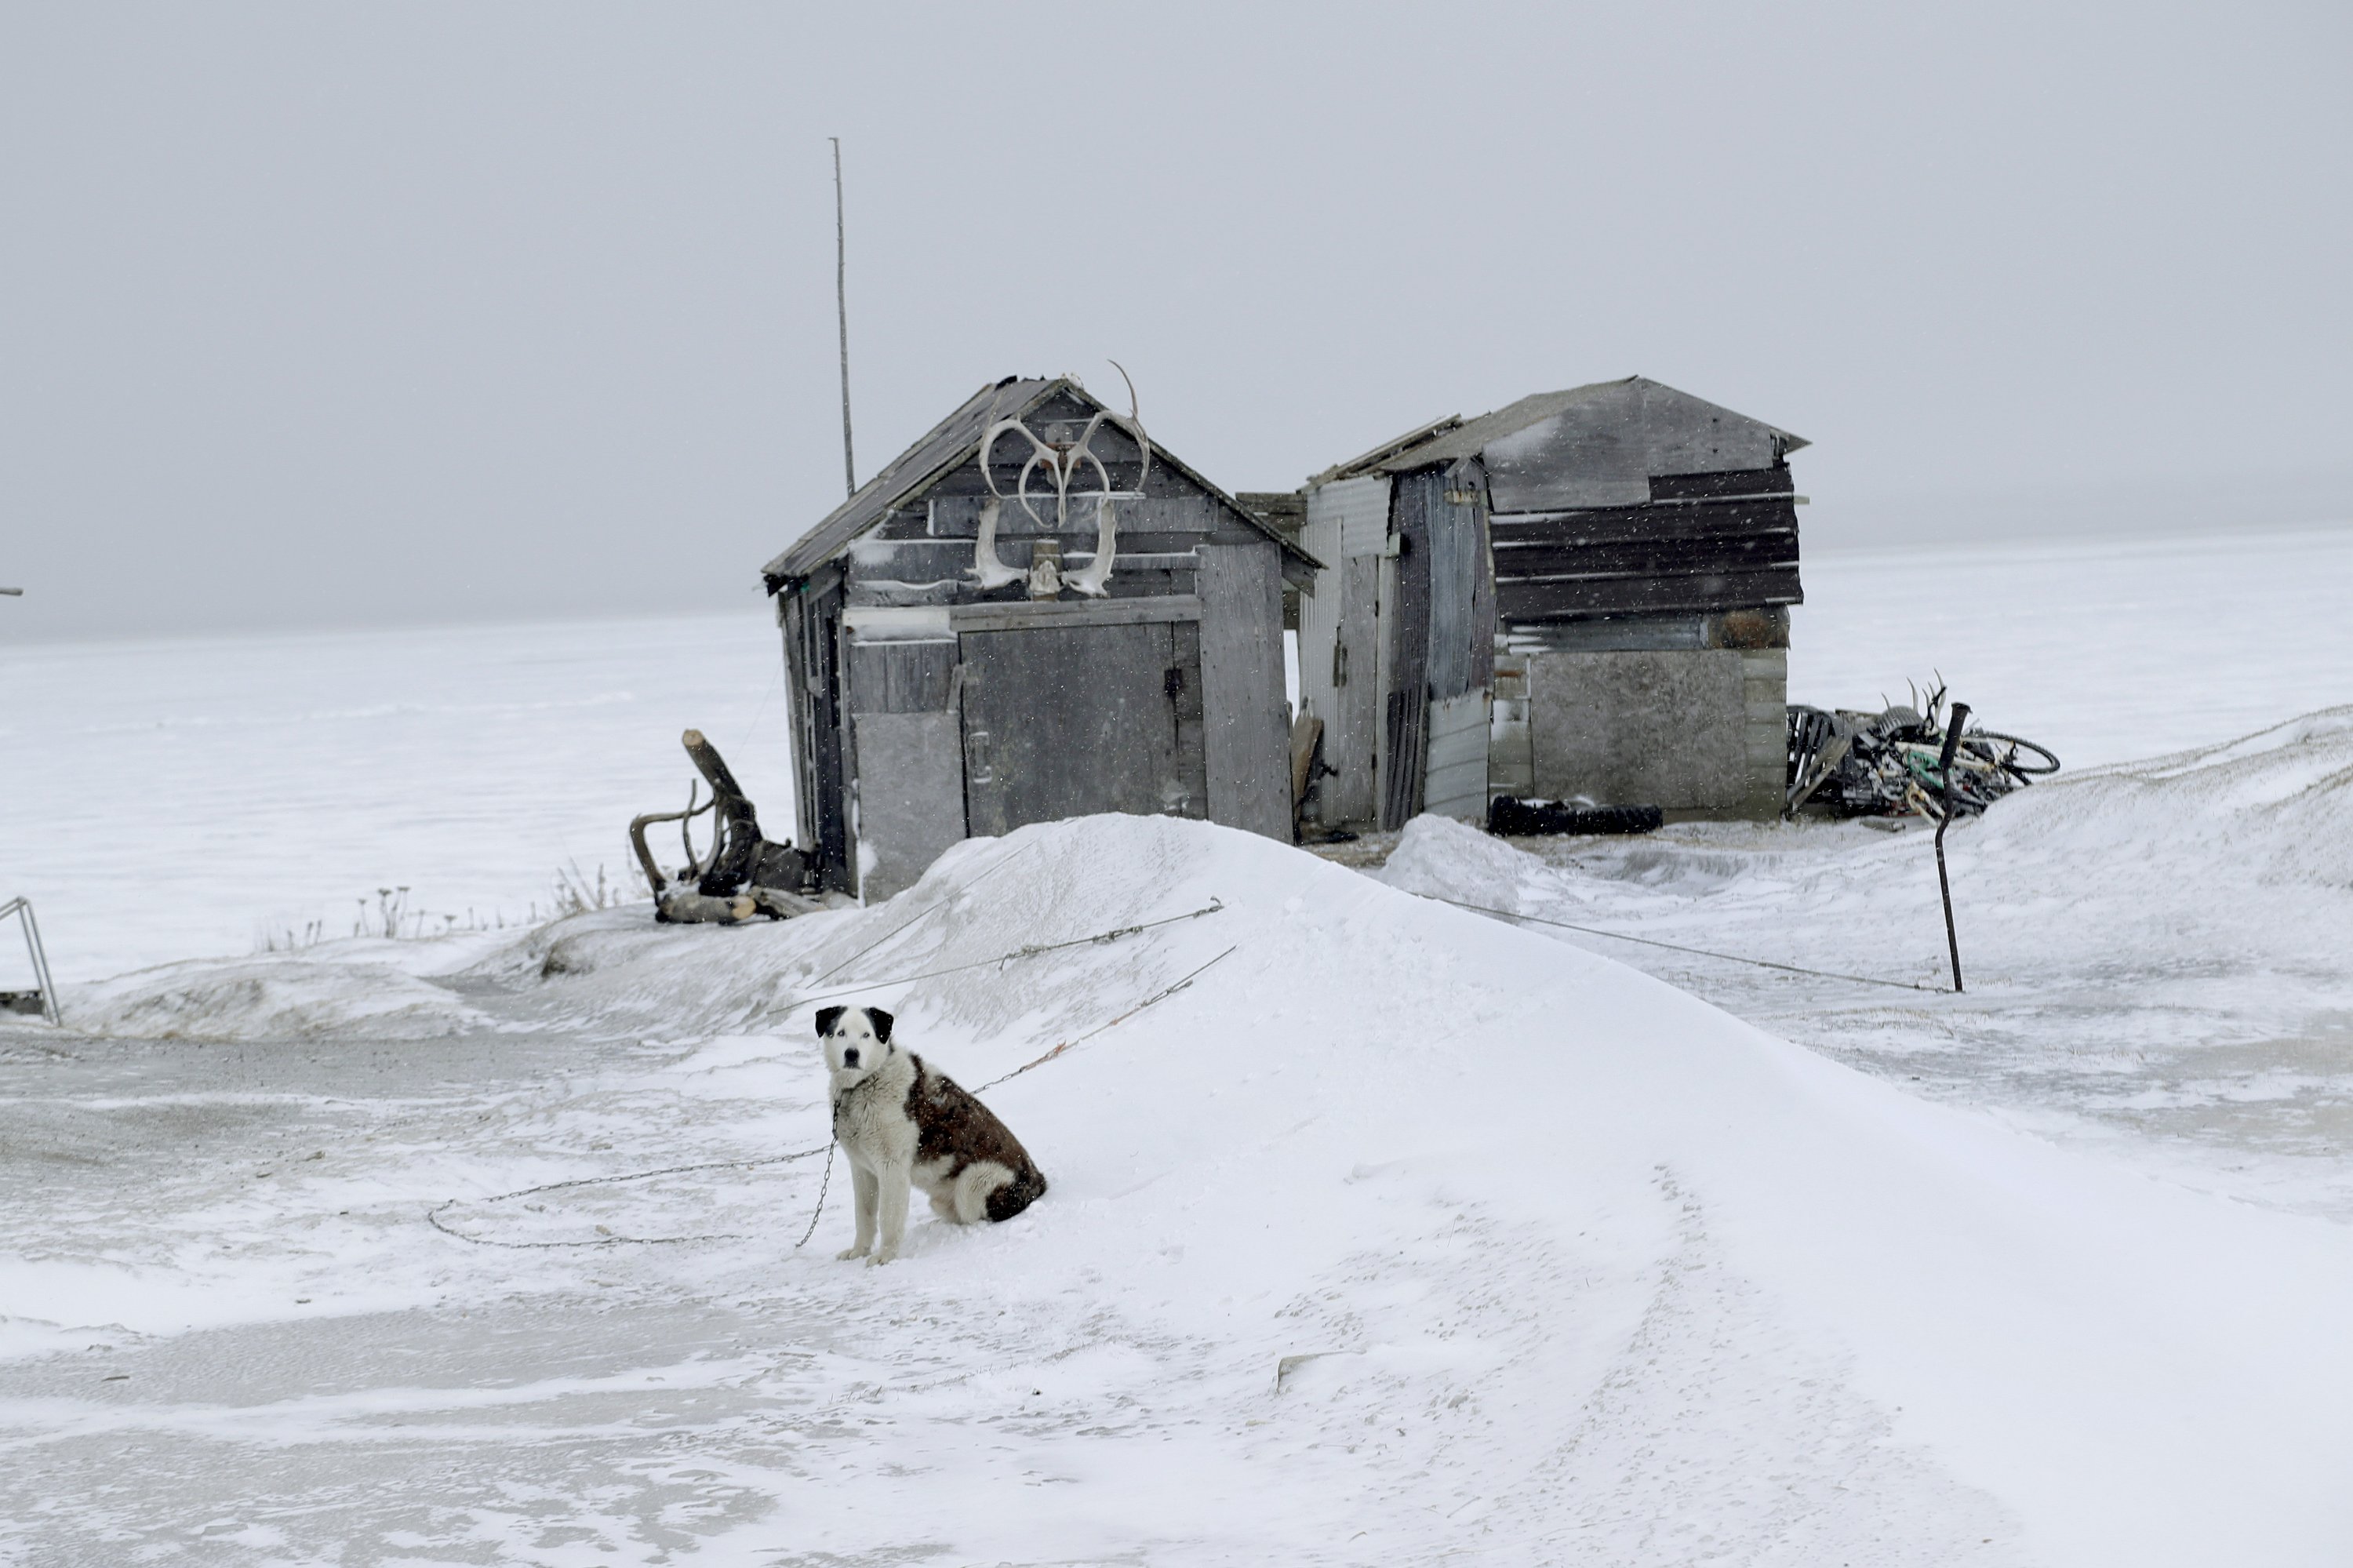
[1195,543,1292,840]
[847,639,957,712]
[1489,466,1801,622]
[957,620,1207,836]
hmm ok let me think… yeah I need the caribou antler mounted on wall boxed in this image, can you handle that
[968,363,1151,598]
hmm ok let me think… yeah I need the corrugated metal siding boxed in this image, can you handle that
[1315,475,1391,558]
[1423,464,1490,702]
[1379,478,1434,831]
[1422,690,1490,821]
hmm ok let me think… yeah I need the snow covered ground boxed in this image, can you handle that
[8,810,2353,1565]
[3,523,2352,1563]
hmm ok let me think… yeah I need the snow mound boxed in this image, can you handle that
[1977,703,2353,890]
[67,954,493,1040]
[1374,809,1562,911]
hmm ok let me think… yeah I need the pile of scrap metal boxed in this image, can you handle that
[1786,687,2059,821]
[630,730,824,924]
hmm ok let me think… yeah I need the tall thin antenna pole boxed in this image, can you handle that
[831,137,856,498]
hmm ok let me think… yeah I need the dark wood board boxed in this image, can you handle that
[1493,532,1800,583]
[1648,466,1795,501]
[1497,568,1804,621]
[1488,500,1801,550]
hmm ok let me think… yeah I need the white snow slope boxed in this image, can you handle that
[6,809,2353,1564]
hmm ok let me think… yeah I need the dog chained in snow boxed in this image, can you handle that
[816,1005,1048,1266]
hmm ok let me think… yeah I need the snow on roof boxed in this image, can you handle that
[1312,375,1810,486]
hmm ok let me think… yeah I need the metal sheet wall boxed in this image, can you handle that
[1299,478,1388,828]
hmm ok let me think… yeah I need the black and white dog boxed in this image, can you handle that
[816,1006,1047,1265]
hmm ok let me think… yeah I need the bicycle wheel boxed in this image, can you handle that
[1973,733,2060,777]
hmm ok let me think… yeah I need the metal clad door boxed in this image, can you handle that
[958,622,1208,838]
[1302,477,1390,828]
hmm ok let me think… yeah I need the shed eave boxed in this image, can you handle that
[762,375,1322,589]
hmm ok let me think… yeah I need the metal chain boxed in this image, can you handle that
[426,1141,832,1250]
[793,1140,837,1250]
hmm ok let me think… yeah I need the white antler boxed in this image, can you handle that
[966,497,1025,590]
[1064,493,1119,598]
[980,416,1060,531]
[968,364,1151,597]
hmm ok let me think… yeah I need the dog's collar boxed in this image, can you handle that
[830,1059,896,1112]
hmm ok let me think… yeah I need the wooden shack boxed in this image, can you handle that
[762,376,1319,898]
[1291,377,1807,830]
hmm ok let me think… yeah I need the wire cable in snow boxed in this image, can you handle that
[975,944,1237,1092]
[798,841,1040,988]
[783,898,1224,1013]
[1424,895,1950,995]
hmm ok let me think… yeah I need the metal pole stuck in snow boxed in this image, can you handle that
[1934,701,1972,994]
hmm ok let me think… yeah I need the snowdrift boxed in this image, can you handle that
[544,817,2353,1559]
[1983,703,2353,890]
[11,801,2353,1563]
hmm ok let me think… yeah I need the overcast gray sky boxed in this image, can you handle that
[3,1,2348,642]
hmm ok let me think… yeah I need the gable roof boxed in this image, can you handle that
[764,376,1317,588]
[1310,376,1809,487]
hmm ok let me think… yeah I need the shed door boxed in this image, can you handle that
[958,621,1207,838]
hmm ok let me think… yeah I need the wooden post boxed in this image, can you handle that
[832,137,855,499]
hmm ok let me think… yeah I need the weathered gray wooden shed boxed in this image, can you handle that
[1292,376,1807,830]
[762,376,1318,898]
